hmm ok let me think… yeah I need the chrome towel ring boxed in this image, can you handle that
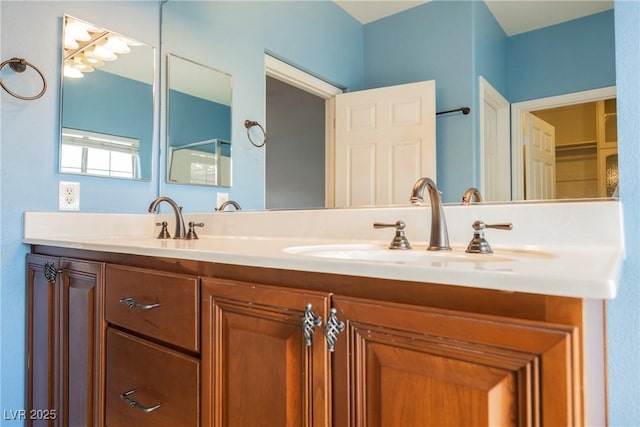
[0,57,47,100]
[244,120,267,147]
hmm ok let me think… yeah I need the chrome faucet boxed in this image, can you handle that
[216,200,241,211]
[410,177,451,251]
[148,196,186,239]
[461,187,482,205]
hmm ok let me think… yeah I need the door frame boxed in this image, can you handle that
[511,86,616,200]
[479,76,510,202]
[265,55,343,207]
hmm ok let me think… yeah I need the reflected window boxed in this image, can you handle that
[61,128,140,178]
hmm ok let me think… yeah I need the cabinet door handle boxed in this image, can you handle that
[302,303,323,347]
[324,308,345,352]
[119,297,160,310]
[120,389,161,413]
[43,262,61,283]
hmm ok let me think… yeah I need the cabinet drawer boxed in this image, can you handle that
[105,328,199,427]
[106,264,199,352]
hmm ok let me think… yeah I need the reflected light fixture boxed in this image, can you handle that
[63,17,135,78]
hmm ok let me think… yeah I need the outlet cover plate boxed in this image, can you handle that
[59,181,80,211]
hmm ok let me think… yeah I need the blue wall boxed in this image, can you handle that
[168,89,231,149]
[608,2,640,424]
[508,10,616,102]
[63,70,154,179]
[0,1,636,425]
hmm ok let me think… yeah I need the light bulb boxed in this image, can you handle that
[72,57,94,72]
[81,55,104,67]
[87,44,117,61]
[63,64,83,79]
[65,20,91,42]
[104,36,131,54]
[64,34,79,50]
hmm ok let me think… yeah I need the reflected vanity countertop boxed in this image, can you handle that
[23,200,624,300]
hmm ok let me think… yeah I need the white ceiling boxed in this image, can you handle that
[334,0,613,36]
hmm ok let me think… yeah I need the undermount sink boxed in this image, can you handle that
[283,243,554,264]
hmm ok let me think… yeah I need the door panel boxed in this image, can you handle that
[59,258,105,427]
[335,81,436,207]
[201,278,330,427]
[332,295,579,427]
[525,113,556,200]
[26,254,58,427]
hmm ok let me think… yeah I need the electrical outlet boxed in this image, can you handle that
[216,192,229,209]
[59,181,80,211]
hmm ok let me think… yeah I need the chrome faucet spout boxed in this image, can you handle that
[462,187,482,205]
[216,200,241,211]
[148,196,186,239]
[410,177,451,251]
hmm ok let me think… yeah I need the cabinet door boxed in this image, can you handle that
[201,278,330,427]
[332,296,579,427]
[58,258,105,427]
[26,255,105,427]
[26,254,59,427]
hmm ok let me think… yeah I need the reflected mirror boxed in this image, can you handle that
[167,54,232,186]
[60,15,155,180]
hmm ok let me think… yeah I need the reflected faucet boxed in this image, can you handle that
[148,196,186,239]
[410,177,451,251]
[462,187,482,205]
[216,200,241,211]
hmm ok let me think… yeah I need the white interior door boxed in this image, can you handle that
[334,81,436,208]
[479,77,511,202]
[524,112,556,200]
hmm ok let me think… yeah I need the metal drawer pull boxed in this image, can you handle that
[120,389,161,413]
[324,308,345,352]
[119,297,160,310]
[302,303,322,347]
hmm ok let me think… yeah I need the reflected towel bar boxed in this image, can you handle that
[436,107,470,116]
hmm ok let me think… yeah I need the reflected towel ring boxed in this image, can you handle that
[245,120,267,147]
[0,57,47,100]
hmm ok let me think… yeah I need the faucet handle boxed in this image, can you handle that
[155,221,171,239]
[373,220,412,250]
[472,220,513,231]
[186,222,204,240]
[466,220,513,254]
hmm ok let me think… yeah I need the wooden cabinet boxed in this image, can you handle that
[201,278,583,427]
[28,246,604,427]
[201,278,331,427]
[105,329,199,427]
[332,295,579,427]
[26,254,105,427]
[104,264,200,427]
[105,264,199,352]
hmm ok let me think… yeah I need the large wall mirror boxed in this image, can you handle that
[167,54,232,186]
[60,15,155,180]
[160,1,615,209]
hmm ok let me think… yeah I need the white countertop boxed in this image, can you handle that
[23,200,625,299]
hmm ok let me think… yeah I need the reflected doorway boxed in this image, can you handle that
[265,76,326,209]
[530,98,618,199]
[264,55,343,209]
[511,86,617,201]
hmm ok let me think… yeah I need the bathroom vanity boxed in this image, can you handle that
[23,201,623,427]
